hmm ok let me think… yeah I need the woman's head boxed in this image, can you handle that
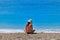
[28,19,32,23]
[28,22,30,24]
[27,22,31,26]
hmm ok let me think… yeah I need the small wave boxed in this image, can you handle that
[36,29,60,33]
[0,29,24,33]
[0,29,60,33]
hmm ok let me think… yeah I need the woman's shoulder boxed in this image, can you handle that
[29,24,32,26]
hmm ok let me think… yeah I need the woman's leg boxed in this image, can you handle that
[32,30,35,34]
[27,30,35,34]
[27,32,32,34]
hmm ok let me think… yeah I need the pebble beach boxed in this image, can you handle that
[0,33,60,40]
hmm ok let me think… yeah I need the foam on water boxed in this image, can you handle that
[0,29,60,33]
[36,29,60,33]
[0,29,24,33]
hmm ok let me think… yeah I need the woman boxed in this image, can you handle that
[24,19,35,34]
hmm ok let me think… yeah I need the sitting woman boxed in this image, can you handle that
[24,19,35,34]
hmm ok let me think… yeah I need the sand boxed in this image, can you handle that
[0,33,60,40]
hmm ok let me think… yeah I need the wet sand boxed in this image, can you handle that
[0,33,60,40]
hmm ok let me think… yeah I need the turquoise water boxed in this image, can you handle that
[0,0,60,32]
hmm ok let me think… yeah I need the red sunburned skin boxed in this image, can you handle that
[25,23,33,33]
